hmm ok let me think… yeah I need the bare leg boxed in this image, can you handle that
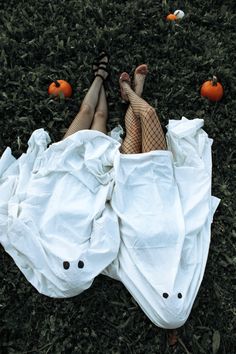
[63,66,108,139]
[120,65,148,154]
[90,85,108,134]
[119,73,167,152]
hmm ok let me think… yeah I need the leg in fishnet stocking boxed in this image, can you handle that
[140,106,166,152]
[120,64,148,154]
[122,83,166,152]
[120,105,142,154]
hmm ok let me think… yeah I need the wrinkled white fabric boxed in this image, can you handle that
[0,129,120,297]
[0,118,220,329]
[104,117,220,329]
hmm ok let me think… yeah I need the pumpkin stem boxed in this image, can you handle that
[54,80,60,87]
[212,76,218,86]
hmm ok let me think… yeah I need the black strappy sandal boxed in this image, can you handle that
[92,51,110,77]
[94,64,110,81]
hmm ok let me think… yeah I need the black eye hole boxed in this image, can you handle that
[78,260,84,269]
[63,261,70,270]
[178,293,182,299]
[163,292,169,299]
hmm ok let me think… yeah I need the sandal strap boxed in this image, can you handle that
[98,60,108,65]
[93,60,108,66]
[92,61,109,73]
[93,64,110,77]
[97,64,109,73]
[95,74,105,81]
[96,51,110,62]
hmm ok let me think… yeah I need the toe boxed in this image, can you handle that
[135,64,148,75]
[119,72,131,83]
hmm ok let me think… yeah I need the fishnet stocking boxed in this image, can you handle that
[120,105,142,153]
[141,106,167,152]
[124,86,167,153]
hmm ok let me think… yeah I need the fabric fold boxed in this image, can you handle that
[105,117,220,329]
[0,129,121,298]
[0,118,220,328]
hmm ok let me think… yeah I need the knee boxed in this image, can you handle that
[80,104,93,116]
[94,110,107,121]
[146,106,156,118]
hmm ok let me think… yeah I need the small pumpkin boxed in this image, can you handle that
[166,13,177,21]
[48,80,72,98]
[200,76,224,102]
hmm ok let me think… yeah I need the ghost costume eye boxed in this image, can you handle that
[178,293,182,299]
[63,261,70,270]
[78,260,84,269]
[163,293,169,299]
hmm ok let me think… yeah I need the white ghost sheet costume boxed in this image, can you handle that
[0,129,121,298]
[104,117,220,329]
[0,118,220,329]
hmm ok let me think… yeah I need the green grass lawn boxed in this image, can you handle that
[0,0,235,353]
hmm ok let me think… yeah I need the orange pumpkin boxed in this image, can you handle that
[200,76,223,102]
[166,14,177,21]
[48,80,72,98]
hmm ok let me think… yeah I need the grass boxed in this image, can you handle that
[0,0,235,353]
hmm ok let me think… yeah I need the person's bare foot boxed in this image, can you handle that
[133,64,148,96]
[119,72,131,101]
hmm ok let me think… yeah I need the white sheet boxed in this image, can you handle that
[0,129,121,297]
[103,117,220,329]
[0,118,220,328]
